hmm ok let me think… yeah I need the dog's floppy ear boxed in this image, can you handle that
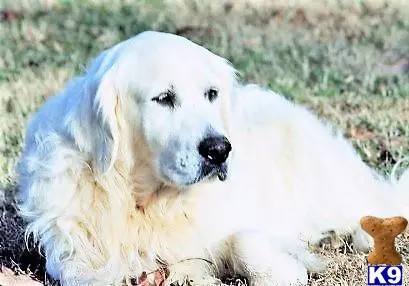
[86,45,123,174]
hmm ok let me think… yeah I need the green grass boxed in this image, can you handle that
[1,0,409,285]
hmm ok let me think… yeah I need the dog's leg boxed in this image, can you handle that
[19,160,128,285]
[167,259,225,286]
[352,224,373,252]
[53,261,104,286]
[226,231,323,286]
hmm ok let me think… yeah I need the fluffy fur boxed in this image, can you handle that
[17,31,408,286]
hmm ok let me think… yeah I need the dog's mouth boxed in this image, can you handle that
[164,161,229,187]
[199,161,229,182]
[216,163,228,181]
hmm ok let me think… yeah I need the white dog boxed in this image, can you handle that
[17,31,408,286]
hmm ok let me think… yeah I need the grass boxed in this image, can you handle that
[1,0,409,285]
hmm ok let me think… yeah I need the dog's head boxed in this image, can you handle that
[87,31,237,187]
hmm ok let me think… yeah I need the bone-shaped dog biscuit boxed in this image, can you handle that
[360,216,407,265]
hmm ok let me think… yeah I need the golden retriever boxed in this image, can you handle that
[17,31,408,286]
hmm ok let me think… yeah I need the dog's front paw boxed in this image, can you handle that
[168,275,225,286]
[251,276,306,286]
[352,226,374,252]
[166,259,225,286]
[247,253,309,286]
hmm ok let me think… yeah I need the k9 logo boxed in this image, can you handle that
[368,265,403,286]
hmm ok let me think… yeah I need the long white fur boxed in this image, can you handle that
[17,31,409,286]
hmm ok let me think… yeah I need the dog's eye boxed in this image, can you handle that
[152,90,176,108]
[205,88,219,102]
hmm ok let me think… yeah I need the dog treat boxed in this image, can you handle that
[360,216,408,265]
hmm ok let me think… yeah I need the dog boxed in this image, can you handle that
[17,31,409,285]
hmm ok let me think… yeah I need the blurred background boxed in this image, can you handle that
[0,0,409,285]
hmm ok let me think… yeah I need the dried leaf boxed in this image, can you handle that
[0,266,42,286]
[135,267,169,286]
[348,125,375,140]
[154,267,169,286]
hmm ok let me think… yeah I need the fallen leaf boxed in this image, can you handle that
[136,267,169,286]
[136,271,149,286]
[348,125,375,140]
[154,267,169,286]
[0,266,42,286]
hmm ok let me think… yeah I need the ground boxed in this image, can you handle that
[1,0,409,285]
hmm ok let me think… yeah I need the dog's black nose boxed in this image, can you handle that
[198,136,231,165]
